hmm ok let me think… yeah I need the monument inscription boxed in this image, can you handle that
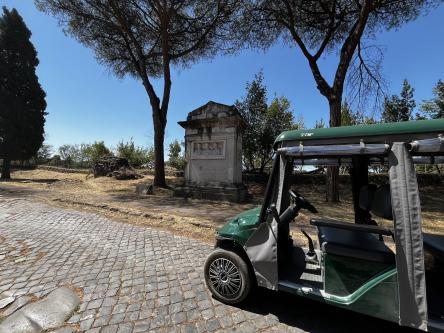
[191,140,225,159]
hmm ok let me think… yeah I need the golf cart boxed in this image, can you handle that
[204,119,444,332]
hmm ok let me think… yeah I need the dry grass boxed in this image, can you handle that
[1,169,443,245]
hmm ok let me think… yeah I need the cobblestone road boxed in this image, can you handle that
[0,195,403,333]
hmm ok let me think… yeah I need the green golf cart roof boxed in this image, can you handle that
[274,119,444,148]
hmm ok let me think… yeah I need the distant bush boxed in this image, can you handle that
[83,141,111,164]
[54,141,111,168]
[116,139,154,168]
[167,140,186,171]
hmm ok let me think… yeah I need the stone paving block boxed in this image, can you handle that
[116,322,133,333]
[2,295,32,316]
[0,296,15,309]
[49,327,75,333]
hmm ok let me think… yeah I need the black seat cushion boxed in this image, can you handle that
[371,184,393,220]
[359,184,377,211]
[318,225,395,264]
[423,233,444,262]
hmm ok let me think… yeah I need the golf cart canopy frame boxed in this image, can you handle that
[277,136,443,158]
[274,118,444,148]
[249,119,444,331]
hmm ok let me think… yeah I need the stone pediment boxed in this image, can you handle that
[187,101,240,120]
[178,101,243,129]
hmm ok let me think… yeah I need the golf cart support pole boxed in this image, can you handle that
[277,143,390,157]
[389,143,428,330]
[409,136,444,153]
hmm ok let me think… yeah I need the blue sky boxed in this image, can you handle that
[2,1,444,152]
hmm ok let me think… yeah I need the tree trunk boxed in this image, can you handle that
[259,153,267,174]
[1,158,11,179]
[326,98,341,202]
[153,112,167,187]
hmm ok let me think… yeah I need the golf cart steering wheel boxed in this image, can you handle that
[289,190,318,214]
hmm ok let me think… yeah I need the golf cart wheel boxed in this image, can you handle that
[204,248,251,304]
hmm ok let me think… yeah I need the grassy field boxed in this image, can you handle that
[1,168,443,244]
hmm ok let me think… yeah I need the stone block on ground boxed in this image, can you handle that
[92,155,129,178]
[0,287,80,333]
[49,327,75,333]
[2,296,32,316]
[0,296,15,309]
[135,184,154,195]
[111,167,142,180]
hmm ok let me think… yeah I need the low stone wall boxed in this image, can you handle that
[37,165,90,174]
[142,169,184,177]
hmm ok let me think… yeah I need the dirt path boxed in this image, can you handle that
[1,169,443,246]
[0,170,264,244]
[0,169,259,224]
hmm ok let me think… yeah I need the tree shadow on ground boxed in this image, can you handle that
[235,287,416,333]
[0,185,43,197]
[107,191,258,224]
[0,178,59,184]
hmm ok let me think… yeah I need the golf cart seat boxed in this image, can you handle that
[311,184,395,264]
[314,224,395,263]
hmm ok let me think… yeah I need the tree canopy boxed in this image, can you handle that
[237,0,442,201]
[382,79,416,123]
[57,141,111,168]
[236,72,303,173]
[238,0,440,125]
[36,0,238,187]
[167,140,185,171]
[116,139,153,168]
[0,7,47,179]
[422,80,444,119]
[341,100,360,126]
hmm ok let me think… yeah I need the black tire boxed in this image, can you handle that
[204,248,251,304]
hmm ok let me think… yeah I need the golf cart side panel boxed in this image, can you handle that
[389,142,428,330]
[323,253,395,296]
[334,269,399,323]
[244,154,291,290]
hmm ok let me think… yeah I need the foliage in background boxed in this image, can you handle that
[35,143,53,164]
[315,118,326,129]
[0,7,47,179]
[236,0,440,202]
[341,101,361,126]
[116,139,154,168]
[167,140,186,171]
[341,100,377,126]
[56,141,110,168]
[237,72,304,173]
[58,144,78,168]
[382,79,416,123]
[36,0,239,188]
[421,80,444,119]
[84,141,111,164]
[236,72,268,173]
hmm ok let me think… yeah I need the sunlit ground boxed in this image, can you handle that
[2,169,443,245]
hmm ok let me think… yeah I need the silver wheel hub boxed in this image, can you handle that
[208,258,241,298]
